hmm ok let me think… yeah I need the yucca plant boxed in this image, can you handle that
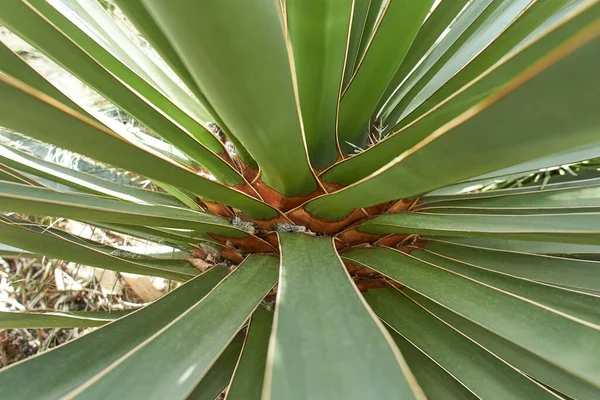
[1,0,600,398]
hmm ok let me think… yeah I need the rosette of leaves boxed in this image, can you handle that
[1,0,600,398]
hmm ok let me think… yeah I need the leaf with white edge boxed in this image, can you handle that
[383,0,532,126]
[395,0,577,129]
[263,233,423,400]
[433,236,600,256]
[341,0,371,89]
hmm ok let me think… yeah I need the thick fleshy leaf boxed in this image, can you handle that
[225,307,274,400]
[0,74,278,219]
[0,310,129,329]
[0,215,198,280]
[359,212,600,245]
[187,338,244,400]
[306,8,600,219]
[407,289,600,399]
[285,0,352,169]
[321,0,599,188]
[143,0,317,196]
[365,286,557,399]
[424,239,600,291]
[0,267,228,399]
[343,247,600,389]
[263,233,422,399]
[68,255,278,399]
[337,0,433,151]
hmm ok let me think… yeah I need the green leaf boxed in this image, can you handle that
[417,178,600,214]
[0,267,228,399]
[263,233,422,399]
[0,181,247,237]
[0,215,197,280]
[386,329,478,400]
[0,161,42,186]
[0,310,130,329]
[0,144,183,207]
[187,338,244,400]
[321,0,599,188]
[424,239,600,291]
[68,255,278,399]
[225,307,273,400]
[411,247,600,326]
[394,0,575,129]
[383,0,531,126]
[143,0,317,196]
[0,74,278,219]
[359,212,600,245]
[65,0,205,122]
[458,139,600,185]
[407,289,600,399]
[285,0,352,169]
[341,0,371,89]
[432,236,600,256]
[337,0,433,152]
[112,0,255,167]
[307,7,600,219]
[365,286,556,399]
[344,247,600,389]
[0,2,245,185]
[376,0,471,113]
